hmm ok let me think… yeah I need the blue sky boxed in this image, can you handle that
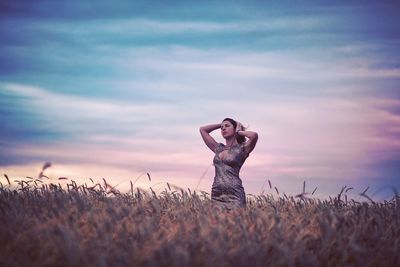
[1,0,400,199]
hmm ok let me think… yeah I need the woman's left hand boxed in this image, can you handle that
[236,122,243,134]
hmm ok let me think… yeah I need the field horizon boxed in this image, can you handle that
[1,161,398,203]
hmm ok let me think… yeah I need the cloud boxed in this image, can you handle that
[2,80,399,186]
[1,83,186,137]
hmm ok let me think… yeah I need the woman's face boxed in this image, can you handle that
[221,120,235,139]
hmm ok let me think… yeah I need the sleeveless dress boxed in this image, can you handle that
[211,142,248,208]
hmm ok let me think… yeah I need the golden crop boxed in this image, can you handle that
[0,176,399,267]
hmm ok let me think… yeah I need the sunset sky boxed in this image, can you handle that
[1,1,399,200]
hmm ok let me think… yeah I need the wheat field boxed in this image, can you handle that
[0,174,399,267]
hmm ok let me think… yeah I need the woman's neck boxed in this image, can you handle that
[225,137,238,147]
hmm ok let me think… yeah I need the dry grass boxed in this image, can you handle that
[0,175,399,267]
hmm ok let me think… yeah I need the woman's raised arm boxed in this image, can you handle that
[199,123,221,152]
[237,129,258,156]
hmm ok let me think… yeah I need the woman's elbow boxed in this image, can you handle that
[250,132,258,142]
[199,127,207,135]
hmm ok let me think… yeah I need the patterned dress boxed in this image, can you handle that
[211,142,248,208]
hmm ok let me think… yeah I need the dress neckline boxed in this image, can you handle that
[216,143,240,160]
[216,142,248,162]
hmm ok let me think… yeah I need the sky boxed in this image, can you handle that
[1,0,400,200]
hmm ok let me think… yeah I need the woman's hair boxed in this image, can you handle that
[222,117,246,144]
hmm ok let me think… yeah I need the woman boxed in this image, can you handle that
[199,118,258,208]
